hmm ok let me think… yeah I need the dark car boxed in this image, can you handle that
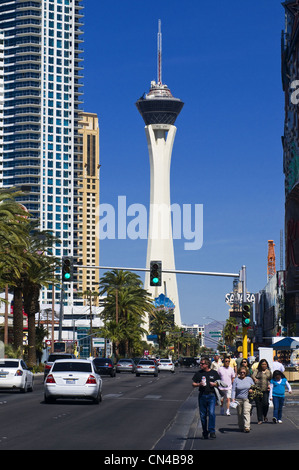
[44,353,76,378]
[93,358,116,377]
[179,357,197,367]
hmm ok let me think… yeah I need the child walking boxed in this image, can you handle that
[269,370,292,423]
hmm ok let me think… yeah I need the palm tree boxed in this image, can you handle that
[0,189,30,291]
[224,317,237,348]
[22,223,60,365]
[99,270,153,358]
[149,308,174,351]
[0,190,31,350]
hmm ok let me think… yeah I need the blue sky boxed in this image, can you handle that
[82,0,285,326]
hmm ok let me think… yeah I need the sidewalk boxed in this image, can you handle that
[154,386,299,451]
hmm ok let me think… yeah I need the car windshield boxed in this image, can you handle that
[53,362,92,373]
[119,359,131,363]
[0,361,19,368]
[139,360,154,365]
[47,354,73,362]
[160,359,171,363]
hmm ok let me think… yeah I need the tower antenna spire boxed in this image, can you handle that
[157,19,162,85]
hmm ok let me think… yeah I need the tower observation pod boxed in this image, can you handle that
[135,20,184,327]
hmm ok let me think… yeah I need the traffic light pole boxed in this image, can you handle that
[241,265,248,358]
[73,265,240,278]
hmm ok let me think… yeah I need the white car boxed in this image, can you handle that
[44,359,102,404]
[0,358,34,392]
[158,358,175,373]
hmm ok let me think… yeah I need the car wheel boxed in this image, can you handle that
[20,380,27,393]
[136,373,140,377]
[44,394,56,404]
[28,377,34,392]
[154,373,158,377]
[93,392,101,404]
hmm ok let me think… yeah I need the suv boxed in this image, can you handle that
[93,358,116,377]
[44,353,76,378]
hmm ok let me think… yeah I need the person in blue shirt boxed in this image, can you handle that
[269,370,292,423]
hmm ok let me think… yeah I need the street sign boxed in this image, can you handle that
[225,293,255,304]
[93,338,105,348]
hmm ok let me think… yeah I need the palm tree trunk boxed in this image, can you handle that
[13,286,24,353]
[24,283,40,366]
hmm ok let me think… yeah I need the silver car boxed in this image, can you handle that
[136,359,158,377]
[116,359,136,374]
[44,359,102,404]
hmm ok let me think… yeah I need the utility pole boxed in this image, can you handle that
[241,265,248,358]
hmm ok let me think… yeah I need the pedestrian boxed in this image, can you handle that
[251,356,259,371]
[211,352,222,371]
[226,353,237,374]
[235,352,243,370]
[218,357,235,416]
[231,366,254,433]
[239,358,252,376]
[251,359,272,424]
[271,356,285,374]
[269,370,292,423]
[192,357,221,439]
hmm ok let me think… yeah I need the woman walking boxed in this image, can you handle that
[231,366,254,433]
[270,370,292,423]
[251,359,272,424]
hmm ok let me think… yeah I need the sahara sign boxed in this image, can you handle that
[225,293,255,304]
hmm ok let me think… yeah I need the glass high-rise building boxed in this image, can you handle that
[0,0,84,307]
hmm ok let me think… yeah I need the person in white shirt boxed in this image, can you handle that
[218,357,235,416]
[271,356,285,374]
[211,353,223,371]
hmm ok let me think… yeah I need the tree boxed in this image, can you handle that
[99,270,154,358]
[0,189,31,350]
[22,223,60,365]
[149,308,174,352]
[224,317,237,347]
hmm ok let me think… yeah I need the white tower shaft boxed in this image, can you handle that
[144,124,181,326]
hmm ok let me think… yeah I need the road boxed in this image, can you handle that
[0,368,194,451]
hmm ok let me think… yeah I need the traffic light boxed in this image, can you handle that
[242,302,252,327]
[62,256,74,283]
[150,261,162,286]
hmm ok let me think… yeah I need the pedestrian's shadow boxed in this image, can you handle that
[218,426,242,434]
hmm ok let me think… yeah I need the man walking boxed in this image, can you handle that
[218,357,235,415]
[192,358,220,439]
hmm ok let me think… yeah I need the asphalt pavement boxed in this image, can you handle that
[154,383,299,450]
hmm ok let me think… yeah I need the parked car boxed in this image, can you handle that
[44,359,102,404]
[136,359,158,377]
[116,359,136,374]
[179,357,197,367]
[0,358,34,393]
[93,358,116,377]
[158,358,175,373]
[44,353,76,378]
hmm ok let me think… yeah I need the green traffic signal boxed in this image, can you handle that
[150,261,162,287]
[62,256,74,283]
[242,303,252,328]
